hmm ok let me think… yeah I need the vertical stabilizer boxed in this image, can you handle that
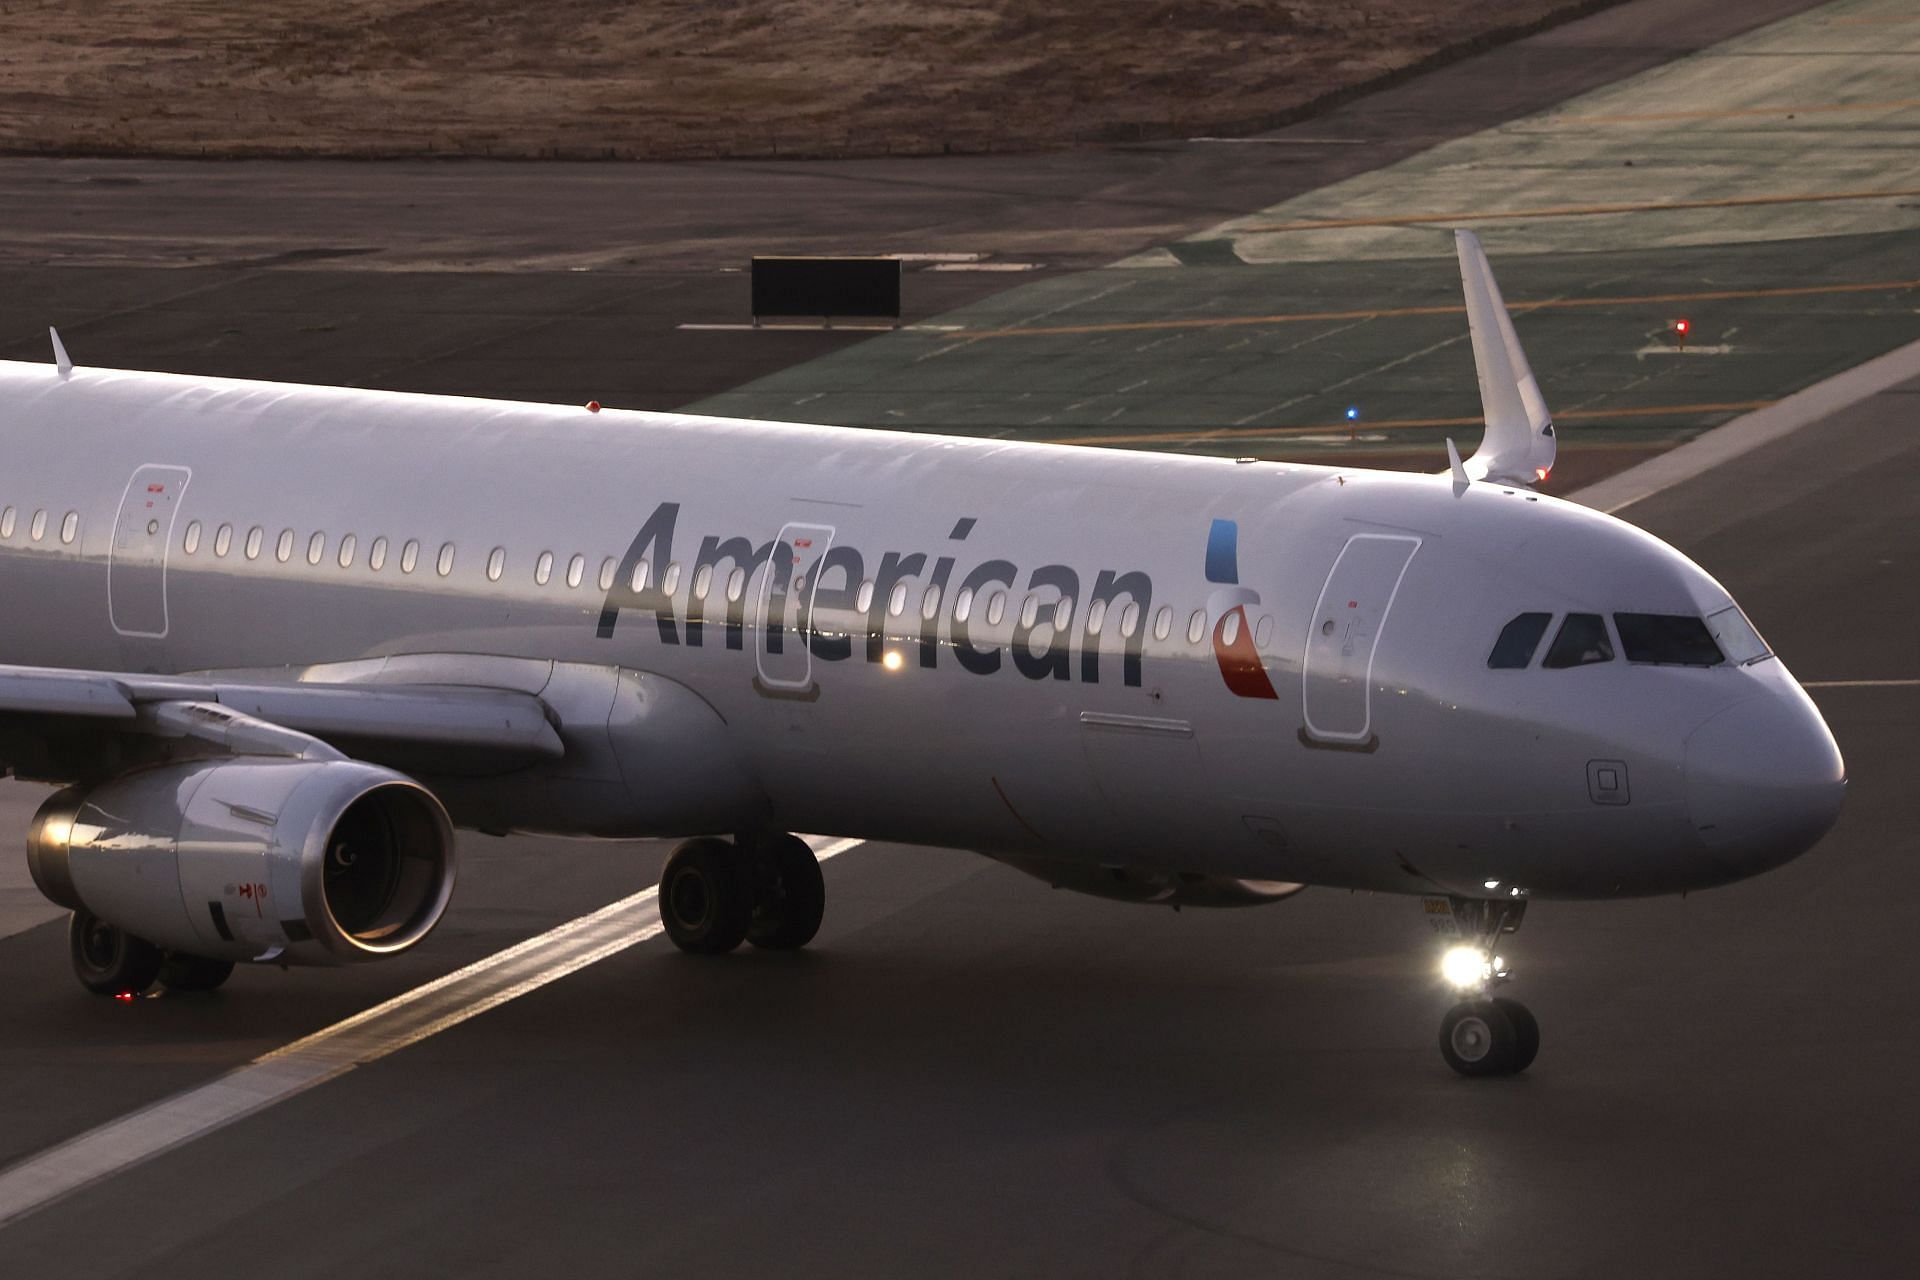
[1455,231,1555,486]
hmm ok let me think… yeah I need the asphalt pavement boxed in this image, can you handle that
[3,1,1913,1276]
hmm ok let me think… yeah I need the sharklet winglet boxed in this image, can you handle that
[48,327,72,377]
[1454,230,1555,487]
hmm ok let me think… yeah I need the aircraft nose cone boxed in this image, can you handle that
[1686,692,1845,877]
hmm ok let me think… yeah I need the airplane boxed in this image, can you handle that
[1,232,1843,1077]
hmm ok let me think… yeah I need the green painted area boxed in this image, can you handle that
[688,0,1920,464]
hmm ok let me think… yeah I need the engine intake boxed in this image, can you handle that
[28,758,455,965]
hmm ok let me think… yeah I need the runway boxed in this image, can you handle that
[2,0,1915,1275]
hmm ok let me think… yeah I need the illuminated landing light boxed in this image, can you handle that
[1483,879,1501,890]
[882,650,905,672]
[1441,945,1491,990]
[1535,466,1551,482]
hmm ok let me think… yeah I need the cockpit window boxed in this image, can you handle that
[1542,613,1614,669]
[1614,613,1724,667]
[1705,605,1772,665]
[1488,612,1552,669]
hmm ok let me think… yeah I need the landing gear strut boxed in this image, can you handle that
[1429,895,1539,1077]
[659,832,824,955]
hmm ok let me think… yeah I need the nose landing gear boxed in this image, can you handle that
[1428,895,1538,1077]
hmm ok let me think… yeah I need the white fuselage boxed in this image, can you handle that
[0,360,1845,902]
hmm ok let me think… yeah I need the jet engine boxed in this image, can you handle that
[27,758,455,965]
[989,853,1306,908]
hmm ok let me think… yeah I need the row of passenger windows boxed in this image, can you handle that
[173,520,1279,650]
[4,503,1279,653]
[1488,608,1769,670]
[0,506,79,547]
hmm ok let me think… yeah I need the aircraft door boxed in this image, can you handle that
[755,522,834,692]
[1301,534,1420,745]
[109,464,192,638]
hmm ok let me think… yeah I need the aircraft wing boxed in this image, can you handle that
[0,663,563,780]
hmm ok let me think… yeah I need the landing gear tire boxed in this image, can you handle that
[1493,996,1540,1073]
[747,834,825,951]
[660,837,752,955]
[158,952,236,993]
[1440,999,1538,1076]
[69,909,163,997]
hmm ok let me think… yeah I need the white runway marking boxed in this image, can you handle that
[1803,679,1920,689]
[1572,336,1920,513]
[0,837,862,1231]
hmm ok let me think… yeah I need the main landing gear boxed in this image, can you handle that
[68,908,235,997]
[1429,895,1538,1077]
[658,832,825,955]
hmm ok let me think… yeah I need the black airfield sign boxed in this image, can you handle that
[751,256,901,325]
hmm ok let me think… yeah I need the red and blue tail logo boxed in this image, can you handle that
[1206,519,1278,700]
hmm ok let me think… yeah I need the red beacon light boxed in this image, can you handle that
[1671,318,1691,350]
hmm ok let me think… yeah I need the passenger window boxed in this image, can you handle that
[1221,612,1242,646]
[536,551,555,586]
[338,534,356,569]
[631,559,650,592]
[489,548,507,583]
[307,532,326,566]
[986,591,1006,626]
[1,507,13,538]
[569,555,587,589]
[214,523,232,557]
[1706,604,1771,665]
[1019,594,1039,628]
[855,579,875,613]
[1542,613,1614,669]
[401,539,419,574]
[1254,614,1272,648]
[437,542,455,577]
[183,521,201,555]
[599,557,616,592]
[1187,610,1206,645]
[369,536,387,571]
[1615,613,1724,667]
[661,562,681,594]
[60,512,78,545]
[1120,602,1140,638]
[1152,606,1172,641]
[1053,598,1072,631]
[1488,612,1553,669]
[887,581,908,617]
[276,529,294,563]
[1085,599,1108,636]
[691,563,711,599]
[920,583,941,620]
[245,526,263,560]
[954,586,975,623]
[30,509,46,541]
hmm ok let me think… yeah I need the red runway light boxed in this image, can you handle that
[1674,319,1690,335]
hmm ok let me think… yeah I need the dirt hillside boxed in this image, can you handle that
[0,2,1608,160]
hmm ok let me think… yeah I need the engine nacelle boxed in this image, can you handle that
[988,852,1306,908]
[27,758,455,965]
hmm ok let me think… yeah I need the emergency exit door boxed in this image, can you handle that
[1301,534,1420,744]
[109,465,191,638]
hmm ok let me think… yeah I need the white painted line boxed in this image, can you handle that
[890,252,984,263]
[0,836,863,1230]
[1571,336,1920,513]
[927,262,1042,272]
[1803,679,1920,689]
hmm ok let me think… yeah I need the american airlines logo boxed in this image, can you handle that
[597,502,1185,688]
